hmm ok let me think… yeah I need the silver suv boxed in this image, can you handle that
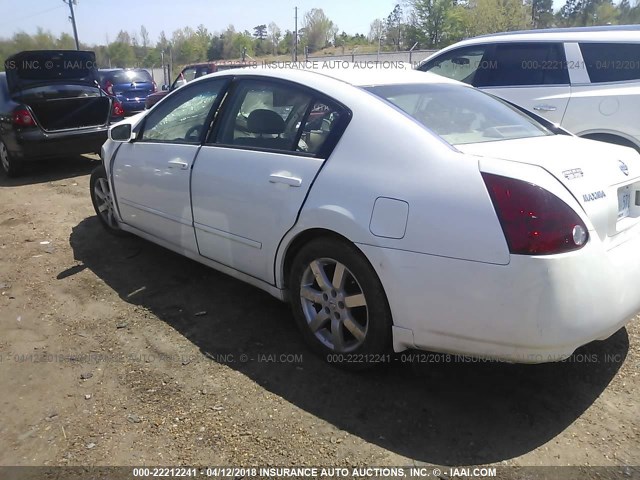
[417,25,640,150]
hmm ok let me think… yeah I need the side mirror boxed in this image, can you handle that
[162,84,169,91]
[109,123,134,142]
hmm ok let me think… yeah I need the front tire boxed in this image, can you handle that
[90,165,126,236]
[289,237,392,368]
[0,139,22,177]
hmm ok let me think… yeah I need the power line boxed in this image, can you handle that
[0,4,65,28]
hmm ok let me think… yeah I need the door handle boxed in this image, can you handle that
[269,173,302,187]
[533,104,557,112]
[167,159,189,170]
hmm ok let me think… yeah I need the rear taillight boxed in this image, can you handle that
[112,100,124,117]
[12,107,36,127]
[105,80,114,95]
[482,173,589,255]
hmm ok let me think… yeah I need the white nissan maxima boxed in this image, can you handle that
[91,65,640,367]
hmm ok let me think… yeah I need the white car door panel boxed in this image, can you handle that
[192,147,324,282]
[111,78,227,251]
[113,142,200,249]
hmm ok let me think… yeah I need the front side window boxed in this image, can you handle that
[476,43,569,87]
[580,43,640,83]
[419,46,490,84]
[173,67,197,89]
[365,83,551,145]
[140,79,226,144]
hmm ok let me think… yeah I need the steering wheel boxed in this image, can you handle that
[185,125,202,142]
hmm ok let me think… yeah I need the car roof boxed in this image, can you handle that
[445,24,640,46]
[204,62,463,88]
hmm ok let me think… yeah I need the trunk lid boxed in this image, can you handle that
[458,135,640,241]
[5,50,99,95]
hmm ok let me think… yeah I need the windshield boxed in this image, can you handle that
[364,83,551,145]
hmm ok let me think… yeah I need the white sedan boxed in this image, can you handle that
[91,65,640,366]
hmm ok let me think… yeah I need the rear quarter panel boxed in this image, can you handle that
[276,85,511,287]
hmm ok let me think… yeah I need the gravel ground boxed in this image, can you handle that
[0,156,639,479]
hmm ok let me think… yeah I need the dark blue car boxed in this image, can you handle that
[98,68,156,114]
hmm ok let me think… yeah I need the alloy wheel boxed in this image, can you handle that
[93,178,119,230]
[299,258,369,352]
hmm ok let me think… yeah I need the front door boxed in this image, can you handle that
[111,78,228,251]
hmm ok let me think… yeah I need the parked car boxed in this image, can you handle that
[0,50,124,177]
[98,68,156,114]
[145,61,253,109]
[91,66,640,367]
[417,25,640,150]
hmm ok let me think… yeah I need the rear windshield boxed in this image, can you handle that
[364,83,551,145]
[109,70,152,84]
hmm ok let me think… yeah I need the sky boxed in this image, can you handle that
[0,0,400,45]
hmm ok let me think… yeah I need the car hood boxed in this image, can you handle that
[5,50,99,95]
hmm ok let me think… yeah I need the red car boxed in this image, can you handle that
[145,61,254,109]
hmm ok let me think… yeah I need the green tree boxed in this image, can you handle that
[531,0,555,28]
[253,24,267,40]
[386,4,404,50]
[268,22,282,55]
[302,8,337,52]
[412,0,457,47]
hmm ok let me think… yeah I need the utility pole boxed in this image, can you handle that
[63,0,80,50]
[293,6,298,62]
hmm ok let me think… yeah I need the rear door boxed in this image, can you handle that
[111,78,228,251]
[190,78,349,283]
[474,42,571,125]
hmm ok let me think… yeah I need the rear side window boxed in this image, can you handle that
[419,46,491,85]
[216,79,314,152]
[213,79,347,157]
[476,43,569,87]
[579,43,640,83]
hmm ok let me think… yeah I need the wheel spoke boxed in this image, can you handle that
[97,203,109,213]
[343,314,366,342]
[94,189,107,201]
[309,309,330,333]
[344,293,366,309]
[331,318,346,352]
[301,286,324,305]
[332,262,346,289]
[310,260,332,291]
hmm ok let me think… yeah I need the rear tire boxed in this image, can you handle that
[0,139,22,177]
[289,237,393,369]
[90,165,127,236]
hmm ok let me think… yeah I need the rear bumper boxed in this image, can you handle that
[117,97,148,113]
[359,227,640,363]
[7,126,108,161]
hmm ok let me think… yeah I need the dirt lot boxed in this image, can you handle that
[0,156,639,476]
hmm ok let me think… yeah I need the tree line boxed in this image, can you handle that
[1,0,639,70]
